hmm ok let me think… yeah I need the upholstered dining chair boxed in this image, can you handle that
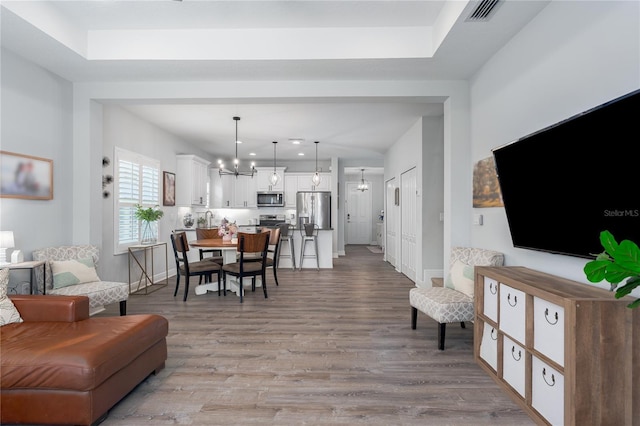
[238,227,282,288]
[222,232,270,303]
[195,227,224,265]
[170,231,222,301]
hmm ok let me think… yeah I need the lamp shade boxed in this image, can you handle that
[0,231,15,248]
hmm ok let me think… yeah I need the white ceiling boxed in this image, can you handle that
[0,0,549,163]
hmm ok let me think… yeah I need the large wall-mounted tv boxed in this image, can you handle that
[492,88,640,259]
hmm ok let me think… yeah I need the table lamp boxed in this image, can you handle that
[0,231,15,266]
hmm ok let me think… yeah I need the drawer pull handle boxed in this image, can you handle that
[489,282,497,295]
[544,308,559,325]
[490,328,497,340]
[542,368,556,387]
[511,346,522,361]
[507,293,518,307]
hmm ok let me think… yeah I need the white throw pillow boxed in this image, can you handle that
[448,259,476,298]
[51,258,100,289]
[0,268,23,326]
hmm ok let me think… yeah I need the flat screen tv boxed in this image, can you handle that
[492,88,640,259]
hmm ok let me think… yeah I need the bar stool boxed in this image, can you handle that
[277,223,296,270]
[299,223,319,270]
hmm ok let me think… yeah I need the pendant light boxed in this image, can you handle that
[269,141,280,186]
[311,140,321,186]
[357,168,369,192]
[218,116,255,178]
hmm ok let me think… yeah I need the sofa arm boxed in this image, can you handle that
[9,295,90,322]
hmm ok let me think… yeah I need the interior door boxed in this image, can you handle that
[385,177,397,267]
[345,181,372,244]
[400,167,417,281]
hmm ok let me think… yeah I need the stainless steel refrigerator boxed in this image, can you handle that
[296,191,331,230]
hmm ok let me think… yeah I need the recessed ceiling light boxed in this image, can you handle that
[289,138,304,145]
[235,140,242,144]
[249,152,256,156]
[298,152,305,156]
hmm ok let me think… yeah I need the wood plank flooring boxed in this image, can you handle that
[97,245,534,425]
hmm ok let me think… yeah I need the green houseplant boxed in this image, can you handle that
[583,230,640,309]
[134,204,164,244]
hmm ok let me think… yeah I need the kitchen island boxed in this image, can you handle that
[279,228,333,269]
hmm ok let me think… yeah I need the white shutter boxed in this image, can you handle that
[114,148,161,253]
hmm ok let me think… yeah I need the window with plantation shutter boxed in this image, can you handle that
[114,147,160,253]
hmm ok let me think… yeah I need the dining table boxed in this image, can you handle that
[189,237,262,297]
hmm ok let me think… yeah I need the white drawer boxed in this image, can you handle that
[479,321,498,371]
[483,277,498,322]
[502,336,526,398]
[499,284,526,344]
[532,356,564,426]
[533,297,565,366]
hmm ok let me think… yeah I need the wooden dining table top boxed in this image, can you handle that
[189,239,238,248]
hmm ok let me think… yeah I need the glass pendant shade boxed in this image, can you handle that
[357,169,369,191]
[311,140,321,186]
[269,141,280,186]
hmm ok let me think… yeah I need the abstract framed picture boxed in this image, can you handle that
[163,171,176,206]
[472,156,503,208]
[0,151,53,200]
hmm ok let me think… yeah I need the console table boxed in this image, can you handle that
[474,266,639,425]
[128,242,168,295]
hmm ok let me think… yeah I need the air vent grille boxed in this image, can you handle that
[466,0,501,22]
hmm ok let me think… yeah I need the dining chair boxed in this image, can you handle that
[195,227,224,265]
[222,232,270,303]
[243,226,283,287]
[170,231,223,301]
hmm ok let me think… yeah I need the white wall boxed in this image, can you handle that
[470,0,640,289]
[0,49,73,286]
[100,105,216,282]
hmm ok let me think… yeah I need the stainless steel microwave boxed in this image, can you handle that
[256,191,285,207]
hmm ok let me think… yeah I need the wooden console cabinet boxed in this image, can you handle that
[474,266,639,425]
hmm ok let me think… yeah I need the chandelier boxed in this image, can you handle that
[218,116,255,178]
[269,141,280,186]
[357,168,369,192]
[311,141,321,186]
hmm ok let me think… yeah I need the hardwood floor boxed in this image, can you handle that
[97,245,534,425]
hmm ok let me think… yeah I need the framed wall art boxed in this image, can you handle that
[0,151,53,200]
[163,171,176,206]
[472,156,503,208]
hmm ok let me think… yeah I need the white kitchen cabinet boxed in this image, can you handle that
[255,167,286,192]
[474,266,639,426]
[176,155,210,206]
[233,176,257,208]
[284,173,332,207]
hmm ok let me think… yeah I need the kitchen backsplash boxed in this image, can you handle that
[175,206,296,229]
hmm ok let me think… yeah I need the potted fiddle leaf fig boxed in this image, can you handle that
[583,230,640,309]
[135,204,164,244]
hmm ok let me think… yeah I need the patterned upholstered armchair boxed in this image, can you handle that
[32,245,128,316]
[410,247,504,350]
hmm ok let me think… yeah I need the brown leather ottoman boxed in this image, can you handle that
[1,295,168,426]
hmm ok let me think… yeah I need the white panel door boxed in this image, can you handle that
[400,167,416,281]
[345,181,372,244]
[385,178,397,267]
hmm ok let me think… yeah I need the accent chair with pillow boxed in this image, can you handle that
[410,246,504,350]
[33,245,129,316]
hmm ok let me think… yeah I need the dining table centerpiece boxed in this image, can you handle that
[218,218,238,242]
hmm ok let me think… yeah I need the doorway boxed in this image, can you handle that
[345,181,372,245]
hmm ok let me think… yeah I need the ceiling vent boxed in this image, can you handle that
[466,0,501,22]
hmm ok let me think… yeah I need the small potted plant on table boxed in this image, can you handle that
[135,204,164,244]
